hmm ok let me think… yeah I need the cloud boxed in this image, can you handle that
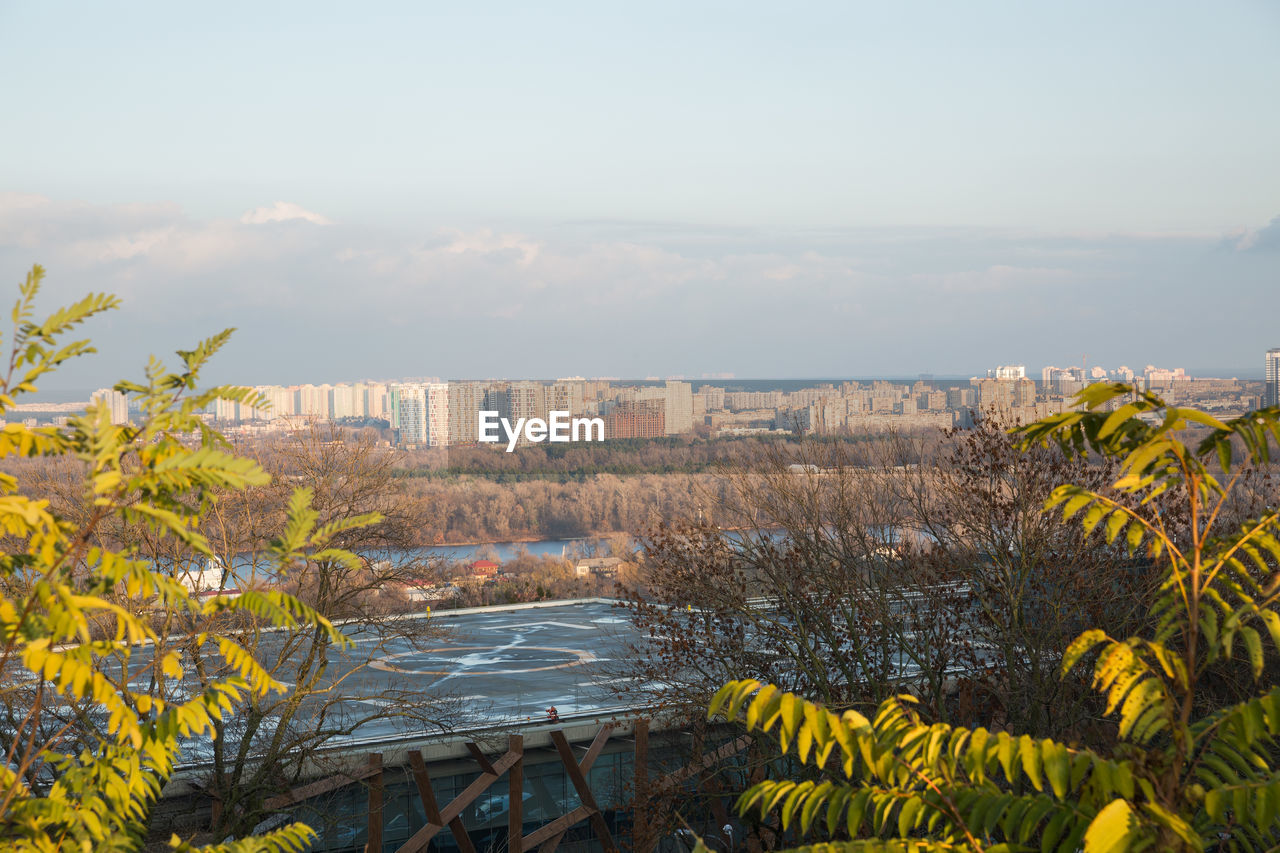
[239,202,332,226]
[1233,215,1280,251]
[2,193,1276,385]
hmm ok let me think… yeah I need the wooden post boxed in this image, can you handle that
[509,734,524,853]
[409,750,476,853]
[634,718,651,853]
[365,753,383,853]
[397,748,522,852]
[550,730,618,852]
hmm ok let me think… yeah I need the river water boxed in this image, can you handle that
[425,538,594,563]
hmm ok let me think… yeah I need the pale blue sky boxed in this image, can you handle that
[1,2,1278,384]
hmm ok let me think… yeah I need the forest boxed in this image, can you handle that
[390,431,923,482]
[279,429,941,544]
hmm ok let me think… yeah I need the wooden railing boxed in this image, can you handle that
[258,718,752,852]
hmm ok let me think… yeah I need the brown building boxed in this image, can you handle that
[605,400,665,439]
[975,378,1036,412]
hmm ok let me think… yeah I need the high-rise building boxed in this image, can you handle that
[297,384,330,419]
[91,388,130,425]
[988,365,1026,380]
[918,390,947,411]
[449,382,487,445]
[387,385,404,433]
[975,378,1035,412]
[946,387,975,409]
[248,385,293,419]
[425,383,449,447]
[546,381,585,417]
[664,381,693,434]
[391,383,451,446]
[1267,348,1280,407]
[330,384,357,419]
[364,383,388,420]
[605,400,665,438]
[393,384,427,445]
[698,386,726,412]
[213,397,239,422]
[507,382,548,422]
[504,381,548,447]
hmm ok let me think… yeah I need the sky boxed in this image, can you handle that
[1,1,1278,388]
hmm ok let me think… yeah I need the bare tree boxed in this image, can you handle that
[613,432,971,843]
[160,426,460,839]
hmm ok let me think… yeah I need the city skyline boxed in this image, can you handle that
[17,368,1263,451]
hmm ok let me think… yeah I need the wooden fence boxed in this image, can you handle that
[256,718,753,852]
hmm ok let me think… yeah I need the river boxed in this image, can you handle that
[425,538,602,563]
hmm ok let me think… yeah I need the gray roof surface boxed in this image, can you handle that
[317,599,643,746]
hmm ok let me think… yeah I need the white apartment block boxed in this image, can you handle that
[213,397,239,422]
[297,384,330,418]
[989,365,1026,380]
[394,385,427,444]
[91,388,129,425]
[330,384,358,419]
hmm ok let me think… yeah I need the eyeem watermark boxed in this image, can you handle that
[479,410,605,452]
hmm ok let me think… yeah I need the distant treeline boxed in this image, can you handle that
[400,472,735,542]
[6,428,938,546]
[393,433,910,483]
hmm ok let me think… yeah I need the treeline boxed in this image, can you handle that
[391,433,917,483]
[5,433,737,545]
[399,472,735,542]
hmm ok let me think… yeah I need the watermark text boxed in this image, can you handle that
[479,410,605,452]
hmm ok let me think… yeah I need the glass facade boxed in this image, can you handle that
[295,745,636,852]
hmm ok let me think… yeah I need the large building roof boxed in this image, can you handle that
[288,598,644,755]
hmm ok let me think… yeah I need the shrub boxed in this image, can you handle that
[711,385,1280,852]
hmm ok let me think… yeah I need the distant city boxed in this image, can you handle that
[8,355,1275,448]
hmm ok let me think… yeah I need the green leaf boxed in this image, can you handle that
[897,797,923,836]
[1082,799,1140,853]
[1242,626,1265,679]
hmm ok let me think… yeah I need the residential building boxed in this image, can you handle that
[505,381,548,447]
[988,365,1026,380]
[1268,348,1280,407]
[330,384,358,419]
[213,397,239,422]
[255,385,295,419]
[946,387,974,409]
[697,386,725,412]
[546,381,585,416]
[605,400,665,439]
[392,385,426,445]
[91,388,129,425]
[975,378,1036,412]
[664,380,693,434]
[425,382,449,447]
[449,382,487,445]
[918,390,947,411]
[297,384,330,419]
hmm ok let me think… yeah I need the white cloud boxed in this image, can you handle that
[1232,215,1280,252]
[3,192,1275,382]
[239,202,332,226]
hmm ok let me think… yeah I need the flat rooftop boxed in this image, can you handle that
[263,599,646,755]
